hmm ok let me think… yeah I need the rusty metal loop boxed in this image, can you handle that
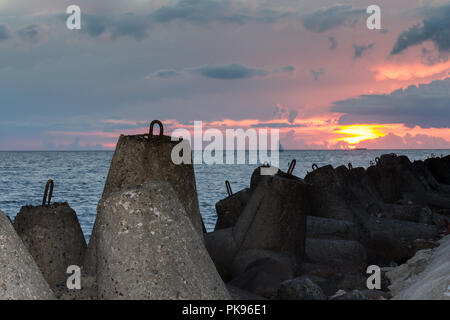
[348,162,353,170]
[370,160,374,166]
[149,120,164,138]
[287,159,296,175]
[312,163,319,171]
[42,179,54,206]
[225,180,233,197]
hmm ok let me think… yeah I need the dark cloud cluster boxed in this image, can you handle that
[331,78,450,128]
[329,36,337,50]
[311,68,325,80]
[82,14,151,40]
[301,5,364,33]
[17,25,41,43]
[272,105,298,123]
[353,43,374,59]
[152,0,291,24]
[192,64,267,79]
[392,4,450,54]
[0,25,12,42]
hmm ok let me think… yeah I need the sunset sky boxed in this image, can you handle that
[0,0,449,150]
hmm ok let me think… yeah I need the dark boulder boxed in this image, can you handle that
[215,188,251,231]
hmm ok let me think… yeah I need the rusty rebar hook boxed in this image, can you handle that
[375,157,381,167]
[348,162,353,170]
[312,163,319,171]
[287,159,296,175]
[42,179,54,206]
[148,120,164,139]
[225,180,233,197]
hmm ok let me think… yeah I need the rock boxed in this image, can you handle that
[232,171,309,266]
[360,289,392,300]
[386,249,434,296]
[229,257,293,299]
[277,276,327,300]
[305,238,367,269]
[215,188,251,231]
[227,285,266,300]
[95,181,230,300]
[306,216,359,240]
[384,204,434,224]
[14,203,87,291]
[0,210,55,300]
[388,235,450,300]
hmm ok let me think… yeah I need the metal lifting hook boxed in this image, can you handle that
[42,179,54,206]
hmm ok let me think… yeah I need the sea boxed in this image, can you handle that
[0,149,449,242]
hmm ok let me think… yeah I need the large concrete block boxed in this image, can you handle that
[215,188,251,231]
[232,172,309,264]
[95,181,230,300]
[0,210,55,300]
[102,133,202,235]
[14,203,87,291]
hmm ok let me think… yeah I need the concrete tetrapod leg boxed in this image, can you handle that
[231,172,309,276]
[95,181,230,300]
[14,203,87,291]
[0,210,55,300]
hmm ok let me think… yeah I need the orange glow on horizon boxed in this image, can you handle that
[371,61,450,81]
[336,125,385,145]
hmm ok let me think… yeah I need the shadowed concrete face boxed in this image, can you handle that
[14,203,87,290]
[0,210,55,300]
[95,181,230,300]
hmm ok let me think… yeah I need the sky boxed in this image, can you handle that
[0,0,449,150]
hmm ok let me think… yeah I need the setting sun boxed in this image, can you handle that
[336,125,385,145]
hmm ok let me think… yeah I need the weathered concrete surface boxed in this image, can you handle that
[96,181,230,300]
[229,257,294,299]
[232,172,309,264]
[0,210,55,300]
[305,238,367,269]
[387,235,450,300]
[306,216,358,240]
[102,134,203,235]
[14,203,87,290]
[215,188,251,231]
[204,228,236,281]
[84,133,203,285]
[277,276,327,300]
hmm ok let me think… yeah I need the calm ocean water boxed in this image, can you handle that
[0,149,449,242]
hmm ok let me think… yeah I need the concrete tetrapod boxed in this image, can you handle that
[0,210,55,300]
[95,181,230,300]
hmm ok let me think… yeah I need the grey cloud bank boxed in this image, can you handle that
[392,3,450,54]
[331,78,450,129]
[301,5,364,33]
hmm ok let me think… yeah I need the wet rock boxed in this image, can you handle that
[277,276,327,300]
[229,257,293,299]
[0,210,55,300]
[96,181,230,300]
[215,188,251,231]
[383,204,434,224]
[14,203,87,291]
[305,238,367,269]
[306,216,359,240]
